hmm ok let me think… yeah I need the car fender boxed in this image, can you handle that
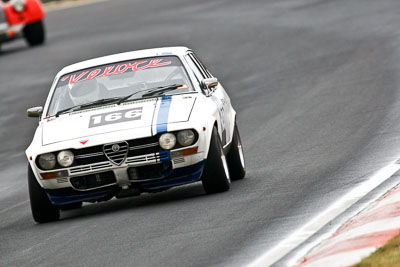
[28,160,44,187]
[225,97,236,146]
[26,124,46,187]
[3,0,45,26]
[189,95,220,158]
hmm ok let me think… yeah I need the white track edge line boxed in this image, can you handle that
[46,0,109,12]
[247,160,400,267]
[0,200,29,215]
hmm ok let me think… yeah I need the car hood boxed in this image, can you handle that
[42,95,197,145]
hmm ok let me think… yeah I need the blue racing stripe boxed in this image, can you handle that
[156,95,172,134]
[159,150,171,162]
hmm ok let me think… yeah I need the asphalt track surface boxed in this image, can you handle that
[2,0,400,266]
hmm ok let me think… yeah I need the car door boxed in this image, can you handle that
[184,52,231,146]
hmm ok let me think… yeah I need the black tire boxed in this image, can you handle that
[59,202,83,211]
[28,166,60,223]
[23,20,45,46]
[227,124,246,180]
[201,126,231,194]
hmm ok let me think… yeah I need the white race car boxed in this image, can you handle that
[26,47,246,223]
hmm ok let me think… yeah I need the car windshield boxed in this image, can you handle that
[47,56,193,117]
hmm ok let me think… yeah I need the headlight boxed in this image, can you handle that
[13,0,26,12]
[57,150,74,167]
[38,153,56,170]
[159,133,176,150]
[177,130,195,147]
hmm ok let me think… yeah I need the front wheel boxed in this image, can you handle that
[23,20,45,46]
[28,166,60,223]
[201,126,231,194]
[227,123,246,180]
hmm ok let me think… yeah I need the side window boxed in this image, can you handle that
[191,53,213,78]
[185,54,206,84]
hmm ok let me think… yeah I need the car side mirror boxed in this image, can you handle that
[201,77,219,90]
[27,106,43,118]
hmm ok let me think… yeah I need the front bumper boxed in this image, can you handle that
[37,148,205,188]
[29,124,211,206]
[44,160,206,205]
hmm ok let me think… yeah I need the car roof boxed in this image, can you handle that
[59,46,191,75]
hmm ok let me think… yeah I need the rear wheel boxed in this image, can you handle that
[28,166,60,223]
[23,20,45,46]
[227,123,246,180]
[201,126,231,194]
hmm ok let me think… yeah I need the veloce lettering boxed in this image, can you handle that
[69,59,172,85]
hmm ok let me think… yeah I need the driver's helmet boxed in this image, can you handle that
[68,79,100,105]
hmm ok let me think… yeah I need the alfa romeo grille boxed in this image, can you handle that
[103,141,129,165]
[36,136,163,171]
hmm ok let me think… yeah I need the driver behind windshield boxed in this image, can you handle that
[68,79,101,106]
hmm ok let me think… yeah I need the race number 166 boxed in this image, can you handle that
[89,107,143,128]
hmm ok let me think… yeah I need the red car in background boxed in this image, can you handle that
[0,0,45,48]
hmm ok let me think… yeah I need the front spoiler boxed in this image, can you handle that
[45,160,206,205]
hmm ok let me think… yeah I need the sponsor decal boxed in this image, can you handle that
[80,140,89,145]
[57,57,179,87]
[89,107,143,128]
[69,71,88,84]
[83,69,102,81]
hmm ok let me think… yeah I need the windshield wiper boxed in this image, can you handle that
[55,105,81,117]
[141,84,183,98]
[117,84,183,105]
[55,85,182,117]
[79,97,121,108]
[116,88,152,105]
[55,97,121,117]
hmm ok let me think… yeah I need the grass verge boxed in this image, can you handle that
[354,233,400,267]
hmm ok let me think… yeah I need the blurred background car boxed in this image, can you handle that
[0,0,45,48]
